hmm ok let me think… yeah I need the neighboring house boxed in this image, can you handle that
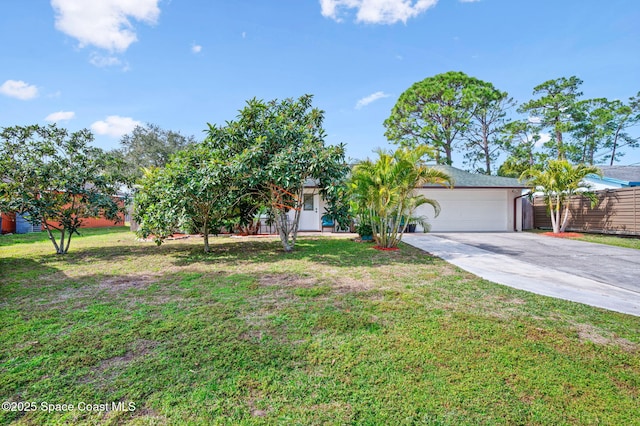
[0,212,125,234]
[584,165,640,190]
[0,192,127,234]
[0,212,39,234]
[298,166,528,232]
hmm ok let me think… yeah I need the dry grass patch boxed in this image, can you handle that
[575,323,639,352]
[81,339,160,387]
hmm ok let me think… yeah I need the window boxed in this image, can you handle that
[303,194,314,211]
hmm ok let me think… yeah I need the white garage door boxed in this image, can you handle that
[414,189,510,232]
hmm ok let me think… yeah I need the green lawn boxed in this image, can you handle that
[570,233,640,250]
[1,228,639,425]
[529,229,640,250]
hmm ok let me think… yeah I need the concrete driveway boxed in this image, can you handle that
[402,232,640,317]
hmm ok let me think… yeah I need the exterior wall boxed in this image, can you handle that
[414,188,521,232]
[533,187,640,236]
[41,196,126,231]
[1,212,16,234]
[42,213,125,231]
[189,186,526,235]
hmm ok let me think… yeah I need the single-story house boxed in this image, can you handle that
[297,165,528,232]
[584,165,640,190]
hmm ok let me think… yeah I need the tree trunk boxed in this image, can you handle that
[202,222,210,253]
[58,229,66,254]
[444,144,453,166]
[65,227,73,254]
[484,149,491,175]
[43,222,61,253]
[609,127,622,166]
[556,127,565,160]
[277,211,293,252]
[483,125,491,175]
[560,203,571,233]
[290,189,303,249]
[549,196,560,234]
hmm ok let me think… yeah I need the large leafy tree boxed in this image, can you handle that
[134,144,233,252]
[349,146,452,249]
[384,71,499,165]
[520,160,601,234]
[114,123,196,182]
[518,76,583,160]
[0,124,128,254]
[132,167,179,245]
[207,95,350,252]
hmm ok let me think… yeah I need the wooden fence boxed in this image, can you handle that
[533,187,639,236]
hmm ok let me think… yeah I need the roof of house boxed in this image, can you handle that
[423,165,527,188]
[591,165,640,187]
[303,165,526,189]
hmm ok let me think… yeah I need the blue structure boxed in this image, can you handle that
[585,165,640,189]
[15,214,41,234]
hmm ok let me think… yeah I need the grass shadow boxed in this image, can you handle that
[9,235,438,271]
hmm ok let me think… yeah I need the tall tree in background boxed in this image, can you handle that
[569,98,612,164]
[115,123,196,182]
[384,71,497,165]
[518,76,583,160]
[0,124,128,254]
[463,87,516,174]
[497,120,548,177]
[601,93,640,165]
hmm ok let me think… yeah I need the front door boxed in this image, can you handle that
[298,193,320,231]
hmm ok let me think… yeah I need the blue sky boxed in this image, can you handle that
[1,0,639,165]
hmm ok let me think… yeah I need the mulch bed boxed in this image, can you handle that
[542,232,584,238]
[373,246,400,251]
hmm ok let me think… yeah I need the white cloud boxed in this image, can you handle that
[191,44,202,53]
[242,32,247,39]
[45,111,75,122]
[320,0,438,24]
[520,132,551,148]
[527,116,542,124]
[0,80,39,100]
[535,133,551,147]
[89,53,122,68]
[459,0,480,2]
[91,115,141,137]
[51,0,160,52]
[356,91,390,109]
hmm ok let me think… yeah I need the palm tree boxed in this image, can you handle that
[520,160,601,233]
[349,146,453,248]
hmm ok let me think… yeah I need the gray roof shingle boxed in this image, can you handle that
[423,165,526,188]
[596,166,640,184]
